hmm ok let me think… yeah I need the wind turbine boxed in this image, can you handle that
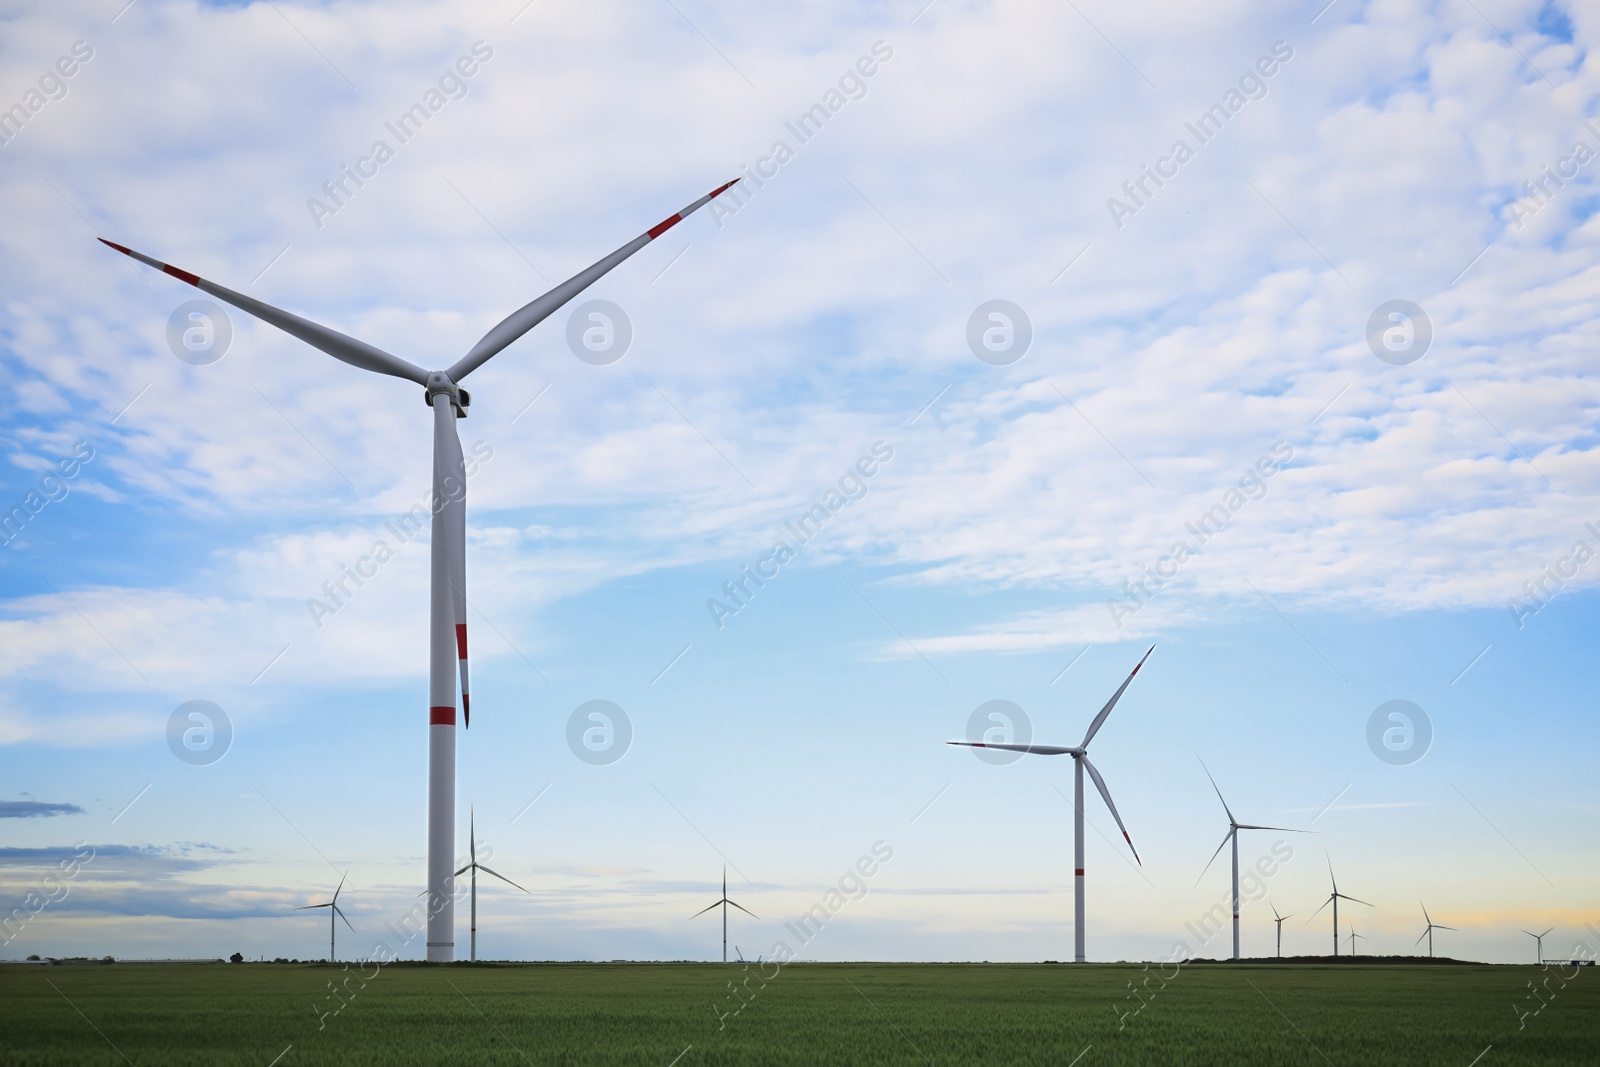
[297,874,352,962]
[1308,857,1370,956]
[948,646,1153,963]
[1348,922,1365,956]
[1195,759,1305,960]
[1415,902,1455,959]
[1524,927,1554,965]
[1270,901,1291,958]
[101,180,738,962]
[454,808,528,962]
[692,867,757,963]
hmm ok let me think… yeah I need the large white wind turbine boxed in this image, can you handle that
[298,873,352,962]
[692,867,757,963]
[1195,759,1305,960]
[455,808,528,962]
[948,646,1153,963]
[102,180,738,962]
[1523,927,1554,965]
[1308,856,1370,956]
[1415,902,1455,959]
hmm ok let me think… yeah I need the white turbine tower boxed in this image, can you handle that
[1195,759,1304,960]
[1415,903,1455,959]
[1270,901,1291,958]
[455,808,528,962]
[101,180,738,962]
[947,646,1152,963]
[298,874,352,962]
[1309,856,1370,957]
[1523,927,1554,965]
[692,867,757,963]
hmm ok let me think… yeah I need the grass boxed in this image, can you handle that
[2,961,1595,1065]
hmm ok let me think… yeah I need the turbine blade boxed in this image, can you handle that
[1420,902,1431,924]
[1080,646,1154,748]
[439,415,470,727]
[726,899,759,920]
[296,903,330,911]
[945,742,1076,755]
[1438,925,1457,931]
[98,239,429,385]
[1194,828,1233,888]
[334,872,346,903]
[1540,927,1554,937]
[1235,825,1306,833]
[476,865,529,893]
[454,863,472,877]
[1414,929,1428,946]
[1339,894,1373,907]
[335,905,354,932]
[1309,895,1333,920]
[447,180,740,381]
[690,900,723,919]
[1081,755,1139,864]
[1196,757,1236,825]
[1270,901,1282,921]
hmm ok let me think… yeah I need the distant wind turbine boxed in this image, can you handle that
[1308,856,1370,956]
[948,646,1153,964]
[100,179,739,961]
[692,868,757,963]
[1270,901,1291,958]
[454,809,529,962]
[1195,759,1306,960]
[1523,927,1554,965]
[298,874,352,962]
[1348,922,1365,956]
[1415,902,1455,959]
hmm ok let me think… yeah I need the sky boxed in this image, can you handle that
[1,0,1597,966]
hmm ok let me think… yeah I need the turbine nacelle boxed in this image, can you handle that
[424,372,470,417]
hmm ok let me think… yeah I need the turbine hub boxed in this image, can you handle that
[424,372,470,418]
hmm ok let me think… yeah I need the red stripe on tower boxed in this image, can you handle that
[429,706,456,726]
[1074,869,1084,876]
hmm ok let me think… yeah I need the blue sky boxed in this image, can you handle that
[1,0,1597,965]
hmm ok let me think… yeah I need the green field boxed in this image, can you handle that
[2,961,1594,1065]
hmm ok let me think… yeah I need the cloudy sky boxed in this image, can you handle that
[1,0,1596,966]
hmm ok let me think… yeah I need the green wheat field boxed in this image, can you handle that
[2,961,1595,1065]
